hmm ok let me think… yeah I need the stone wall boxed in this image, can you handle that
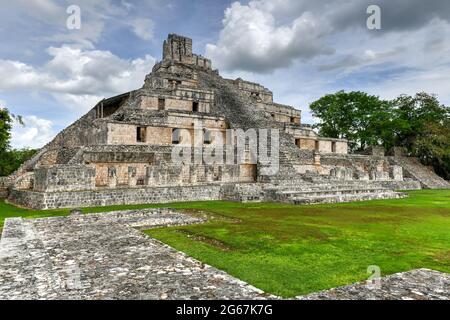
[13,172,34,190]
[34,165,96,192]
[137,91,213,113]
[258,102,301,124]
[233,78,273,103]
[163,34,193,64]
[193,54,212,69]
[8,185,223,210]
[0,177,12,198]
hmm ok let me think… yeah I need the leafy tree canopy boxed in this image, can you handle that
[310,91,450,180]
[0,107,36,177]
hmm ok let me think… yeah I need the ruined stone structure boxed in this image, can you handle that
[3,34,449,209]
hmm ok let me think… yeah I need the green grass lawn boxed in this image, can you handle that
[1,190,449,297]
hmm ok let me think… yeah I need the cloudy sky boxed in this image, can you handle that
[1,0,450,149]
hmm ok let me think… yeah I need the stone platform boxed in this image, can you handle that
[0,209,268,300]
[298,269,449,300]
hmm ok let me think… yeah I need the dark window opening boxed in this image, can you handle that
[204,129,213,144]
[172,128,181,144]
[193,101,199,112]
[136,179,145,186]
[158,98,165,110]
[315,141,320,151]
[332,141,337,153]
[96,93,129,119]
[137,127,146,143]
[295,139,301,147]
[290,117,296,123]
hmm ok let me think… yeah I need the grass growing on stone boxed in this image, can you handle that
[1,190,449,297]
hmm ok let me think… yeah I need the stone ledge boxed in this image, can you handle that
[298,269,450,300]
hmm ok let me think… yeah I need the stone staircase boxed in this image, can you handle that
[389,157,450,189]
[264,182,407,205]
[197,69,408,205]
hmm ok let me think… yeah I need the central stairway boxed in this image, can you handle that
[197,67,411,205]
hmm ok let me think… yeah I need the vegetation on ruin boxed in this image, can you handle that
[310,91,450,180]
[0,108,37,176]
[2,190,449,297]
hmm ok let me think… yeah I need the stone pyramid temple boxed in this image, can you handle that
[2,34,448,209]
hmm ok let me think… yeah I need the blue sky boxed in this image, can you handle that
[1,0,450,149]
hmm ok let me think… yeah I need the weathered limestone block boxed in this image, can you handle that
[370,170,389,181]
[389,165,403,181]
[314,153,321,166]
[0,176,13,198]
[353,170,370,181]
[14,172,35,190]
[330,167,353,180]
[34,165,95,192]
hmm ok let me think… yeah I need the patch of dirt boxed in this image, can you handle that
[433,250,450,264]
[180,209,242,223]
[177,230,232,251]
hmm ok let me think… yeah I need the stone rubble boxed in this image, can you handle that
[298,269,449,300]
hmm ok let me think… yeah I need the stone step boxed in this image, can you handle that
[275,187,389,195]
[268,182,388,191]
[270,188,392,200]
[389,157,450,189]
[290,191,406,205]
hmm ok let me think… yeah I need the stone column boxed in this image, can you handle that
[108,167,117,188]
[128,166,137,187]
[389,165,403,181]
[146,166,155,186]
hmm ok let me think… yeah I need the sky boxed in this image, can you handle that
[1,0,450,149]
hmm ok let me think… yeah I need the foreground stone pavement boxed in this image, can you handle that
[0,209,268,300]
[298,269,449,300]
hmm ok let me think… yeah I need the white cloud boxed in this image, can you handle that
[0,61,49,90]
[0,46,156,112]
[208,1,450,125]
[1,0,158,49]
[128,18,155,40]
[205,1,333,73]
[11,115,56,149]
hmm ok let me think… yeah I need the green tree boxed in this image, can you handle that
[0,148,37,177]
[391,93,450,179]
[309,91,393,151]
[309,91,450,180]
[391,92,450,151]
[0,107,13,152]
[413,120,450,180]
[0,107,36,176]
